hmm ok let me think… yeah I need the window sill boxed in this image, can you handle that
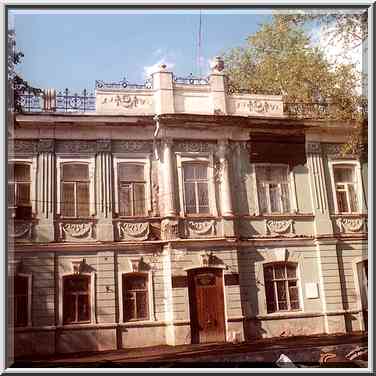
[120,320,166,328]
[331,212,367,217]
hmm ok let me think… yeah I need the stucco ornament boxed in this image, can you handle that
[11,222,32,239]
[266,219,295,236]
[60,222,94,240]
[175,141,213,153]
[161,219,179,240]
[336,217,367,233]
[210,56,225,73]
[118,221,149,240]
[188,220,215,235]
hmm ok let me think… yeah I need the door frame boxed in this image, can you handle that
[185,266,227,344]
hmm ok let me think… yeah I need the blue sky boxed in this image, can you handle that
[10,9,272,93]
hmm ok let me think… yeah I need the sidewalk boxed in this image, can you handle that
[11,333,368,368]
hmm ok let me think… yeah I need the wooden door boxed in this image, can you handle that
[188,267,226,344]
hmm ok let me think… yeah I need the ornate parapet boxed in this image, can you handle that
[57,219,96,242]
[116,220,150,241]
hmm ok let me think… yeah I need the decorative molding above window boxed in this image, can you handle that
[174,140,216,153]
[55,140,97,154]
[11,140,38,155]
[112,140,153,153]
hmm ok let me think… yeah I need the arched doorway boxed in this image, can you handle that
[187,267,226,344]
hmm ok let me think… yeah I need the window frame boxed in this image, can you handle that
[176,153,217,217]
[113,155,152,217]
[329,160,364,214]
[56,157,95,217]
[8,159,37,219]
[58,271,95,326]
[252,163,297,215]
[118,271,154,323]
[13,273,32,328]
[262,262,301,314]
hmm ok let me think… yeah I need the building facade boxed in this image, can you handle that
[8,58,368,357]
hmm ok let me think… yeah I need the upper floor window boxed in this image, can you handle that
[61,164,90,217]
[332,164,359,213]
[118,163,146,216]
[63,274,91,324]
[122,273,149,321]
[8,163,32,219]
[14,275,30,327]
[183,163,210,215]
[263,262,300,313]
[255,165,293,214]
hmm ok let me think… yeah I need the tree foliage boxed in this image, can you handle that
[8,29,41,112]
[223,16,365,121]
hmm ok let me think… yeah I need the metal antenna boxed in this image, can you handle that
[197,9,203,77]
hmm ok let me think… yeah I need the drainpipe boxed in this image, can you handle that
[153,114,160,160]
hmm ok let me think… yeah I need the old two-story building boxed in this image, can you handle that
[8,58,368,358]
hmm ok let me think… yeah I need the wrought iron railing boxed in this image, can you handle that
[95,77,152,90]
[173,73,209,85]
[19,88,96,113]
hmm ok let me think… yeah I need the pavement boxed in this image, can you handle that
[11,333,368,368]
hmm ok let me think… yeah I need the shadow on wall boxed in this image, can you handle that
[236,248,266,340]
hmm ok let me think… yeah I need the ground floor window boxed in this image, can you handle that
[123,273,149,321]
[263,262,300,313]
[14,275,29,327]
[63,274,91,324]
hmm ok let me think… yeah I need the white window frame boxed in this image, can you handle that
[113,154,152,217]
[8,158,37,216]
[176,153,217,217]
[329,160,364,214]
[56,157,96,217]
[252,163,297,215]
[58,271,96,326]
[13,273,33,327]
[262,262,302,314]
[118,271,154,323]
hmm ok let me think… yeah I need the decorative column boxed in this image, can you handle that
[161,138,179,240]
[217,140,235,237]
[95,140,114,241]
[152,64,174,115]
[35,139,55,242]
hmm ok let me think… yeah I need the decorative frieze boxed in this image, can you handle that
[59,221,95,241]
[322,143,357,158]
[112,140,153,153]
[265,219,295,237]
[174,140,215,153]
[306,142,321,154]
[56,140,97,154]
[117,221,150,241]
[187,219,216,236]
[336,216,367,233]
[12,140,38,154]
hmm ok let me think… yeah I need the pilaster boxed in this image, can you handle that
[35,139,55,242]
[217,140,235,237]
[306,141,333,236]
[161,138,177,218]
[95,140,114,241]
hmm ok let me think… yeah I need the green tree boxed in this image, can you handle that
[223,16,365,121]
[8,29,41,112]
